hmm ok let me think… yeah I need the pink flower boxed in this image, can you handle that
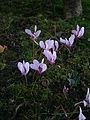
[79,107,86,120]
[72,25,84,38]
[43,50,57,64]
[60,34,75,48]
[18,60,30,76]
[30,59,47,74]
[39,39,59,51]
[25,25,41,45]
[63,86,69,94]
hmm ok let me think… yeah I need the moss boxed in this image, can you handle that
[0,0,90,119]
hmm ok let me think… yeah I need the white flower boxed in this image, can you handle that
[72,25,84,38]
[39,39,59,51]
[30,59,47,74]
[60,34,75,48]
[43,50,57,64]
[18,60,30,76]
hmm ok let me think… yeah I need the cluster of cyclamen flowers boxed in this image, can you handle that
[18,24,84,76]
[17,24,89,120]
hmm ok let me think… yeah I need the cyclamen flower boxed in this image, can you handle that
[25,25,41,45]
[18,60,30,76]
[39,39,54,50]
[60,34,75,48]
[72,25,84,38]
[75,88,90,107]
[30,59,47,74]
[63,86,69,95]
[43,50,57,64]
[79,107,86,120]
[39,39,59,51]
[83,88,90,107]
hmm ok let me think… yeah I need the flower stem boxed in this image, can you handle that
[68,106,78,120]
[72,37,78,54]
[33,42,35,60]
[39,50,42,60]
[33,71,36,80]
[25,75,27,85]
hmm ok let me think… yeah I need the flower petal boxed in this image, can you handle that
[43,50,51,61]
[77,24,80,32]
[18,62,25,75]
[41,58,44,63]
[69,34,75,46]
[39,63,47,73]
[79,107,86,120]
[54,41,59,51]
[35,30,41,37]
[60,38,66,44]
[72,30,77,36]
[39,41,45,49]
[53,51,57,61]
[30,59,39,71]
[45,40,54,50]
[24,62,30,75]
[65,39,69,47]
[25,29,32,36]
[78,27,84,38]
[35,25,37,32]
[86,88,90,100]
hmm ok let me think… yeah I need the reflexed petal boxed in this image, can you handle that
[78,27,84,38]
[24,62,30,75]
[45,40,54,50]
[86,88,89,100]
[53,51,57,61]
[77,24,80,32]
[72,30,77,36]
[25,29,32,36]
[33,59,39,66]
[43,50,51,61]
[65,39,69,47]
[39,41,45,49]
[69,34,75,46]
[60,38,66,44]
[30,59,39,71]
[88,95,90,107]
[39,63,47,73]
[18,62,24,74]
[23,60,25,65]
[30,64,38,71]
[83,100,87,107]
[35,30,41,37]
[41,58,44,63]
[54,41,59,51]
[35,25,37,32]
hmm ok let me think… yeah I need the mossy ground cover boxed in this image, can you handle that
[0,0,90,120]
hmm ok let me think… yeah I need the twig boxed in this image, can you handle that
[11,102,24,120]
